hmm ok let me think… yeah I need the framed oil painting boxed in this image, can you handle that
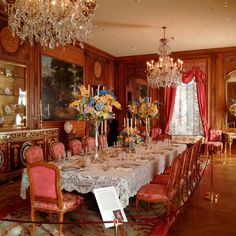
[41,55,83,121]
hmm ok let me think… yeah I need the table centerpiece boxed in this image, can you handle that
[118,126,142,151]
[69,85,121,161]
[128,96,159,142]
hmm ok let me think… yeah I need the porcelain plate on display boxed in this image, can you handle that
[64,121,73,134]
[3,87,11,95]
[4,105,12,115]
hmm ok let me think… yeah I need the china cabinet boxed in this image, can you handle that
[0,59,26,130]
[0,128,59,184]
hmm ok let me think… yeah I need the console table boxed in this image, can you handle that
[0,128,59,184]
[223,128,236,156]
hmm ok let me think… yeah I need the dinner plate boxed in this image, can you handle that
[4,87,11,95]
[4,105,12,115]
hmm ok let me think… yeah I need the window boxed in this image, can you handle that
[169,79,203,136]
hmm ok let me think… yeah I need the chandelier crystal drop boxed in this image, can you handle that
[4,0,97,48]
[146,26,183,88]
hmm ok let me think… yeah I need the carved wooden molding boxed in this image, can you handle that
[224,55,236,75]
[0,26,19,53]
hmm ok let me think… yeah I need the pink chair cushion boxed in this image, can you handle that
[33,192,84,211]
[207,141,222,147]
[98,135,108,149]
[86,137,95,151]
[209,129,222,142]
[69,139,82,155]
[151,174,169,185]
[50,142,65,160]
[137,184,168,201]
[151,128,162,139]
[31,165,58,199]
[25,145,44,164]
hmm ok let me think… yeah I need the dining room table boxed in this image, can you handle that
[20,142,187,208]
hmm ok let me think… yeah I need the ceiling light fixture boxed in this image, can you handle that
[146,26,183,88]
[4,0,97,48]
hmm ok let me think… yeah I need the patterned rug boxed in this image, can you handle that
[0,183,166,236]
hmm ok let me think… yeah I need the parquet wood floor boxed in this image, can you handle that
[168,147,236,236]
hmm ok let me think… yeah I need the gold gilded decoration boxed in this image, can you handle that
[94,61,102,78]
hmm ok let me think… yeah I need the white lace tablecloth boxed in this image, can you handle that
[20,143,186,208]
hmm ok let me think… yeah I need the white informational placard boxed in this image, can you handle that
[93,186,128,228]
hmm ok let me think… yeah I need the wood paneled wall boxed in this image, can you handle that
[115,47,236,131]
[0,12,236,138]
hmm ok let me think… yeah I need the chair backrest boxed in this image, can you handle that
[69,139,82,155]
[99,135,108,149]
[50,142,65,160]
[166,154,181,196]
[151,127,162,139]
[27,162,63,209]
[86,137,95,152]
[209,129,222,142]
[25,145,44,164]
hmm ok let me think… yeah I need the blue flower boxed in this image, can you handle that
[89,97,95,106]
[145,96,149,103]
[95,102,104,111]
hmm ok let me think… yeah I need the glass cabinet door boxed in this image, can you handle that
[0,60,26,130]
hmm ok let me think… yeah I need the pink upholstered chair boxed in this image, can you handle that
[27,162,84,235]
[98,135,108,149]
[25,145,44,164]
[151,127,162,140]
[86,137,95,152]
[50,142,65,160]
[136,153,181,220]
[69,139,82,155]
[205,129,223,154]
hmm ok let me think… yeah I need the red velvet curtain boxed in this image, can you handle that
[164,67,209,139]
[164,87,176,134]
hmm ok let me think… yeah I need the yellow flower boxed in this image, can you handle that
[79,85,90,97]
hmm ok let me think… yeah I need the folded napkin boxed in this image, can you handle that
[116,167,133,171]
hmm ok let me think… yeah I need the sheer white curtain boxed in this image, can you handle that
[169,79,203,136]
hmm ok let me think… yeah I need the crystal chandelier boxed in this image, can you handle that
[4,0,97,48]
[146,26,183,88]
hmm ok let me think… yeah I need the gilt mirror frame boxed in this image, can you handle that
[225,70,236,127]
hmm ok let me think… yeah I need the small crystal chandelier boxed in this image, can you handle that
[4,0,97,48]
[146,26,183,88]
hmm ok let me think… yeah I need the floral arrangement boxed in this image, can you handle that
[229,99,236,116]
[69,85,121,120]
[118,127,142,147]
[128,97,159,119]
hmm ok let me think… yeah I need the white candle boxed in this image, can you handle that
[134,117,137,128]
[124,118,126,128]
[127,118,129,129]
[104,120,107,135]
[40,100,42,117]
[91,87,94,96]
[130,118,133,128]
[88,84,91,93]
[102,86,105,90]
[97,85,100,96]
[32,104,34,117]
[101,121,104,134]
[150,97,152,103]
[47,104,50,116]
